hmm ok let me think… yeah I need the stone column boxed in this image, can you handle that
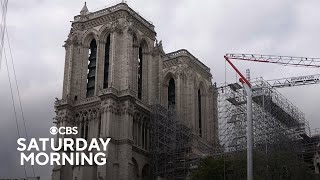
[79,116,83,138]
[142,52,149,102]
[96,40,106,92]
[80,46,90,99]
[135,118,138,145]
[142,122,146,149]
[126,29,134,91]
[105,107,112,137]
[132,44,139,96]
[97,112,101,138]
[62,44,72,99]
[101,108,106,137]
[149,52,160,105]
[138,119,141,147]
[132,118,135,142]
[146,125,150,150]
[110,32,117,90]
[84,117,88,140]
[176,72,182,119]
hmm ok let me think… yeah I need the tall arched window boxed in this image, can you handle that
[86,39,97,97]
[198,89,202,137]
[103,35,111,88]
[138,46,143,100]
[168,78,175,109]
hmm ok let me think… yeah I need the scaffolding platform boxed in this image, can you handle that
[252,94,300,127]
[149,104,193,180]
[218,78,309,153]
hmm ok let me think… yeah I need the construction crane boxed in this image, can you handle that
[225,53,320,68]
[264,74,320,88]
[224,54,320,88]
[224,53,320,180]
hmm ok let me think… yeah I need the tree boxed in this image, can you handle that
[190,151,319,180]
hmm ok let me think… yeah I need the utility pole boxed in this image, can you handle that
[224,56,253,180]
[245,69,253,180]
[243,82,253,180]
[224,52,320,180]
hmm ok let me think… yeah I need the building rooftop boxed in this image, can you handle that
[165,49,211,73]
[73,2,155,32]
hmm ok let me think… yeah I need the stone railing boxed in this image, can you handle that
[55,96,100,107]
[99,87,120,96]
[163,58,179,69]
[136,98,150,111]
[74,3,154,31]
[54,98,69,107]
[119,89,136,97]
[73,96,100,106]
[165,49,211,73]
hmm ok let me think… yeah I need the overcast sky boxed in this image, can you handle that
[1,0,320,179]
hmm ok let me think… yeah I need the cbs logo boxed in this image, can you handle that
[50,126,78,135]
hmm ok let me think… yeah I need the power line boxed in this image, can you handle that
[2,0,35,177]
[6,27,36,177]
[4,47,28,179]
[0,0,8,70]
[0,1,29,178]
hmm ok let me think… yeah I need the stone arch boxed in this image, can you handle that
[162,71,177,108]
[138,38,149,54]
[198,80,207,95]
[141,164,151,180]
[130,28,139,46]
[81,29,99,48]
[131,157,140,180]
[163,71,177,86]
[98,24,112,43]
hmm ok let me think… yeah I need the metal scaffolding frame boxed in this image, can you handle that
[149,104,193,180]
[218,78,310,153]
[147,76,319,178]
[298,129,320,171]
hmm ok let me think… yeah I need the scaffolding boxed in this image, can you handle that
[218,78,310,153]
[150,104,193,180]
[298,129,320,171]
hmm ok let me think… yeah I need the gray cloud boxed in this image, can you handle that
[1,0,320,179]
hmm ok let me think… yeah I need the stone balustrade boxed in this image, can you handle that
[165,49,211,73]
[74,3,154,31]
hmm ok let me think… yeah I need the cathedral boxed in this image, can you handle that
[52,2,218,180]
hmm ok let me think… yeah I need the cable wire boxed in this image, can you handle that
[4,47,28,178]
[6,27,36,177]
[0,0,8,70]
[2,0,34,177]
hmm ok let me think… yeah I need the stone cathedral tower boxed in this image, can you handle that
[53,2,218,180]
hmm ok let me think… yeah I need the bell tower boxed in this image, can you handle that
[53,2,163,180]
[53,1,219,180]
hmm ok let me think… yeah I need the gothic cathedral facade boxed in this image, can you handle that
[52,2,218,180]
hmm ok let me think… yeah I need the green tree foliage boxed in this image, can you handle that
[190,151,320,180]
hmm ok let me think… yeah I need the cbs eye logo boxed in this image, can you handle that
[50,127,78,135]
